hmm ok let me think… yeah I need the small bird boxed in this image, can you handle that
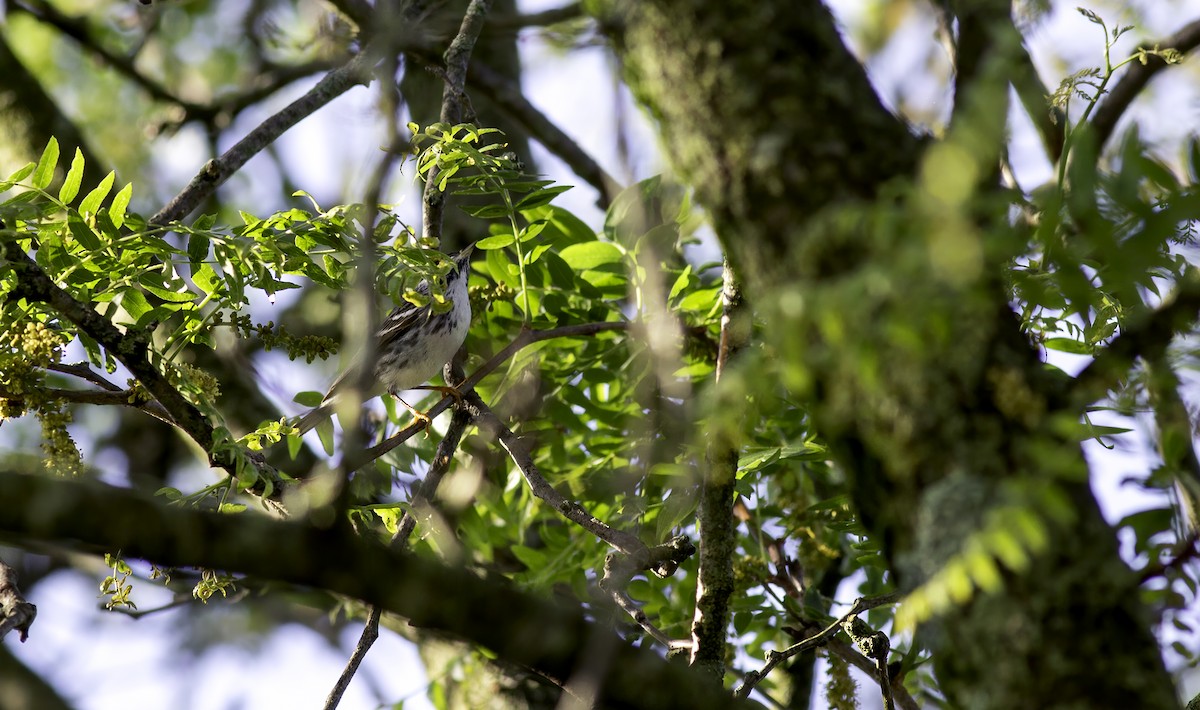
[295,244,474,434]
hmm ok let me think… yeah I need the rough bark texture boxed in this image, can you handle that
[594,1,1178,707]
[691,264,748,676]
[0,470,754,710]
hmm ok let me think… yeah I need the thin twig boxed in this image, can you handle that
[841,615,894,710]
[326,423,467,705]
[820,633,920,710]
[462,390,644,555]
[45,362,123,390]
[467,62,621,208]
[323,396,474,710]
[734,592,901,698]
[462,390,695,648]
[323,606,381,710]
[486,4,583,31]
[421,0,495,245]
[1092,18,1200,151]
[599,533,696,649]
[324,2,488,695]
[0,384,175,425]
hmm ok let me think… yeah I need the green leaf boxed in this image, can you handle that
[668,266,694,301]
[515,185,573,211]
[119,288,152,324]
[510,545,547,569]
[293,390,325,407]
[33,137,59,190]
[518,220,547,243]
[191,264,222,296]
[655,489,698,540]
[286,432,303,459]
[475,233,516,249]
[109,183,133,229]
[58,149,85,204]
[1043,337,1090,354]
[559,241,624,270]
[79,171,116,215]
[677,286,721,313]
[140,273,195,302]
[68,216,103,250]
[460,203,512,219]
[4,162,35,186]
[155,487,183,501]
[738,447,780,472]
[187,234,209,264]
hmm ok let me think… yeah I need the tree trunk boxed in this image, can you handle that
[594,1,1178,706]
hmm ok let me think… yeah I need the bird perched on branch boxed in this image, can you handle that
[295,244,474,434]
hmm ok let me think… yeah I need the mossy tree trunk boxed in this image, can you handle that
[592,1,1178,707]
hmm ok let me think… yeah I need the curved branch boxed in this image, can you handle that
[2,241,286,491]
[467,61,622,208]
[1091,18,1200,150]
[462,391,645,555]
[150,51,376,225]
[0,469,748,710]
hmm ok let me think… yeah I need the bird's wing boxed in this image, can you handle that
[375,298,432,352]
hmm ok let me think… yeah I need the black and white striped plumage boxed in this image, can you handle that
[296,244,474,433]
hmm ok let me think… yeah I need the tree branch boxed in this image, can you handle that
[421,0,495,245]
[734,592,900,698]
[2,241,287,492]
[461,392,645,555]
[486,4,583,31]
[150,50,376,225]
[0,470,747,710]
[1011,40,1066,164]
[690,261,748,677]
[467,61,622,207]
[1091,18,1200,151]
[323,402,474,709]
[0,382,174,425]
[4,242,203,443]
